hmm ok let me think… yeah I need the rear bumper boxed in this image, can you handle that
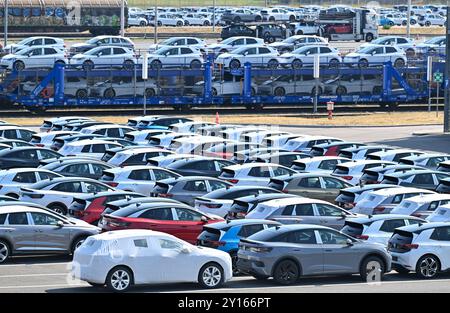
[236,254,271,276]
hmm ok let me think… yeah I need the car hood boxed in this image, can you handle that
[208,43,227,50]
[1,53,19,60]
[270,42,287,48]
[67,217,101,229]
[345,52,363,57]
[279,53,295,58]
[71,43,94,49]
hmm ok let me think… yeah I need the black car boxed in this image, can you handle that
[221,9,262,24]
[0,147,62,169]
[62,121,113,132]
[0,139,33,148]
[227,193,298,219]
[167,158,235,177]
[41,159,115,179]
[221,24,255,39]
[256,24,289,43]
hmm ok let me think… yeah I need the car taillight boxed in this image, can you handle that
[342,176,353,181]
[28,193,44,199]
[205,203,222,209]
[35,143,44,147]
[73,210,84,218]
[356,235,369,240]
[403,243,419,249]
[159,193,173,198]
[105,182,118,187]
[207,240,226,247]
[227,179,239,184]
[108,220,130,227]
[373,206,386,213]
[249,246,272,253]
[282,189,289,193]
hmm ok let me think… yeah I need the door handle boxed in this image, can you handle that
[293,249,302,252]
[325,249,333,252]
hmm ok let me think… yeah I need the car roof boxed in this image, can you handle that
[350,214,425,224]
[91,229,173,241]
[261,196,329,207]
[206,219,281,229]
[0,205,56,214]
[294,156,349,163]
[384,169,445,178]
[371,187,435,196]
[338,160,394,168]
[396,222,449,233]
[224,162,285,171]
[369,149,424,157]
[66,139,122,146]
[402,193,450,203]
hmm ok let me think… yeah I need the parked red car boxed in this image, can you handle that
[310,142,366,157]
[68,191,144,224]
[100,202,224,244]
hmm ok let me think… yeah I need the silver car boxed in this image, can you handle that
[0,205,100,263]
[237,224,391,284]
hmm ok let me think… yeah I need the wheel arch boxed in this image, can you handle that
[271,256,302,277]
[107,264,135,285]
[359,252,389,273]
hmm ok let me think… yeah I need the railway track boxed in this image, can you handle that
[0,103,444,118]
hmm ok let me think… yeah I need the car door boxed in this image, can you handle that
[315,203,348,229]
[2,212,35,252]
[318,229,359,274]
[155,237,194,282]
[7,149,39,168]
[127,169,153,194]
[29,211,71,251]
[95,47,112,66]
[320,176,349,202]
[179,179,208,205]
[27,47,44,68]
[371,46,386,63]
[172,207,207,244]
[241,47,258,65]
[111,47,127,66]
[319,46,333,63]
[164,47,180,66]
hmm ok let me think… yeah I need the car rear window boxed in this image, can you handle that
[220,169,235,178]
[198,227,222,242]
[0,214,6,224]
[333,166,349,175]
[100,172,115,182]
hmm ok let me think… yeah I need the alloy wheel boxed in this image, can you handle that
[202,265,222,287]
[0,242,9,263]
[111,270,131,291]
[419,257,438,278]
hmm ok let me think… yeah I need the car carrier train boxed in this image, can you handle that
[0,0,126,35]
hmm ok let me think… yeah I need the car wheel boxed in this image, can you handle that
[13,61,25,71]
[145,88,156,97]
[71,236,87,254]
[425,21,431,26]
[229,59,241,70]
[358,59,369,68]
[0,240,10,264]
[75,89,88,98]
[106,266,133,292]
[296,30,303,35]
[329,58,339,68]
[416,255,440,279]
[234,17,241,23]
[123,60,134,70]
[198,262,224,289]
[104,88,116,98]
[289,15,296,22]
[211,87,218,96]
[274,87,286,96]
[82,60,94,71]
[184,21,190,26]
[336,85,347,96]
[139,21,146,26]
[203,21,210,26]
[267,59,278,69]
[176,21,183,27]
[269,16,275,22]
[190,59,202,69]
[394,58,405,68]
[292,59,303,69]
[151,60,162,70]
[266,35,275,43]
[359,256,385,282]
[366,33,374,42]
[273,259,299,285]
[157,21,162,26]
[48,203,67,215]
[389,21,394,26]
[255,15,262,22]
[406,49,415,57]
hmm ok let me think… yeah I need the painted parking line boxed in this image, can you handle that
[0,284,86,289]
[0,262,71,267]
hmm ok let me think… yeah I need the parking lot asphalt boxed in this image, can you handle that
[279,124,450,153]
[2,255,450,293]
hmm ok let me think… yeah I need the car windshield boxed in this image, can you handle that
[155,48,170,55]
[15,48,32,55]
[86,37,101,44]
[292,46,309,54]
[357,46,375,53]
[221,37,237,45]
[425,37,445,44]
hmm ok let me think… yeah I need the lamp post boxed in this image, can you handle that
[154,1,158,44]
[406,0,411,38]
[3,0,8,48]
[120,0,125,37]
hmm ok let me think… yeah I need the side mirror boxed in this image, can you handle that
[346,238,354,246]
[201,216,208,223]
[56,221,64,228]
[339,212,347,219]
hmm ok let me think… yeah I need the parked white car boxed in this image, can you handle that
[391,194,450,219]
[3,36,65,54]
[90,77,158,98]
[19,177,114,214]
[124,130,172,145]
[416,36,446,54]
[207,36,265,54]
[351,187,435,215]
[366,149,424,162]
[291,156,350,174]
[258,74,324,96]
[261,7,296,22]
[148,133,198,149]
[183,13,212,26]
[30,131,79,148]
[80,124,134,138]
[70,46,136,70]
[331,160,395,185]
[389,222,450,278]
[282,136,341,153]
[59,139,123,159]
[344,45,407,68]
[218,162,297,186]
[106,147,173,166]
[0,46,67,71]
[99,166,181,195]
[140,46,204,69]
[341,214,425,245]
[72,229,232,291]
[279,45,341,68]
[128,14,148,26]
[0,168,62,198]
[215,45,280,70]
[360,36,416,55]
[427,205,450,222]
[418,14,446,26]
[269,35,328,53]
[148,37,206,53]
[149,14,185,27]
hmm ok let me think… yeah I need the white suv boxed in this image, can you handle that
[215,45,280,70]
[389,222,450,278]
[1,46,67,71]
[141,46,204,69]
[344,45,407,68]
[70,46,136,70]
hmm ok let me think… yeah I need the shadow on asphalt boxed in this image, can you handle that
[377,134,450,154]
[6,255,72,265]
[45,272,450,293]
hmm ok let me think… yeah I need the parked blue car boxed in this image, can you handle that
[197,219,281,274]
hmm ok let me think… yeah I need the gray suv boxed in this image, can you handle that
[0,206,100,263]
[237,224,391,285]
